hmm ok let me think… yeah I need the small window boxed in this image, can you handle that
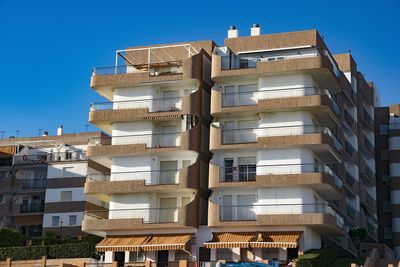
[267,57,276,62]
[383,201,392,212]
[276,56,285,61]
[198,247,211,261]
[69,215,77,226]
[65,151,72,160]
[217,248,233,261]
[384,227,393,240]
[60,191,72,202]
[52,216,60,227]
[382,174,390,183]
[129,251,145,262]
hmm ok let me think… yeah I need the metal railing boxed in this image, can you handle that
[345,171,356,187]
[92,60,184,77]
[366,192,375,208]
[218,163,342,188]
[87,169,180,185]
[22,179,46,189]
[221,124,342,150]
[218,203,344,228]
[363,165,375,182]
[363,108,373,125]
[20,203,44,213]
[90,96,183,112]
[84,207,181,224]
[364,137,374,152]
[221,87,339,112]
[346,203,358,219]
[344,110,355,127]
[344,139,356,158]
[12,151,86,166]
[89,132,182,148]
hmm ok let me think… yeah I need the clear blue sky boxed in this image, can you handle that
[1,0,399,138]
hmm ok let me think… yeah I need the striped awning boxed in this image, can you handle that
[204,232,255,249]
[250,231,302,249]
[0,145,16,156]
[142,114,182,121]
[96,235,150,252]
[204,231,302,249]
[96,233,194,252]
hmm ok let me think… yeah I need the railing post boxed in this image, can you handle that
[112,261,119,267]
[5,258,11,267]
[145,261,152,267]
[41,256,47,267]
[179,260,188,267]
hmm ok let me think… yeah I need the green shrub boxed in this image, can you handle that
[0,245,46,260]
[0,228,26,247]
[0,242,96,260]
[296,247,338,267]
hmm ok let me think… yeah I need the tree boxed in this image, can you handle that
[349,228,367,255]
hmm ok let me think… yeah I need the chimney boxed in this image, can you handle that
[251,23,261,36]
[42,131,49,137]
[57,125,64,136]
[227,26,238,38]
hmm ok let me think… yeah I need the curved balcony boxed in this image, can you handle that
[211,87,340,127]
[90,47,209,100]
[208,201,344,235]
[211,53,341,92]
[84,161,200,200]
[210,124,342,162]
[87,122,201,160]
[209,162,343,199]
[89,89,204,133]
[82,197,199,235]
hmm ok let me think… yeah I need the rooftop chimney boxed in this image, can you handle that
[57,125,64,136]
[251,23,261,36]
[228,25,238,38]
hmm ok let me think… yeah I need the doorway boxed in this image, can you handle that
[157,250,169,267]
[114,251,125,267]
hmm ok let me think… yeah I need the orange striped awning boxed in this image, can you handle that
[96,233,194,252]
[204,232,255,249]
[141,233,194,251]
[96,235,150,252]
[250,231,302,249]
[0,145,16,157]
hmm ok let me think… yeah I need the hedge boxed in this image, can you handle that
[296,247,338,267]
[0,228,26,247]
[0,242,96,261]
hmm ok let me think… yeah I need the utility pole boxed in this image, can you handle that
[15,130,20,138]
[0,131,4,140]
[37,129,43,136]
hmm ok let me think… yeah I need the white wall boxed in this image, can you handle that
[45,187,85,203]
[47,162,87,178]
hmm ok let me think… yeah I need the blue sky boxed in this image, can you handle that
[0,0,399,137]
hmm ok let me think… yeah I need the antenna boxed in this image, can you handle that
[15,130,20,138]
[0,131,4,140]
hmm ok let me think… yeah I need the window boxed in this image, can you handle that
[52,216,60,227]
[175,250,190,261]
[382,174,390,184]
[223,86,235,107]
[62,167,74,177]
[60,191,72,202]
[217,248,233,261]
[69,215,77,226]
[129,251,145,262]
[261,248,279,260]
[383,201,392,212]
[65,151,72,160]
[239,59,249,69]
[198,247,211,261]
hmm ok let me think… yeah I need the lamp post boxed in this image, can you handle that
[59,219,64,240]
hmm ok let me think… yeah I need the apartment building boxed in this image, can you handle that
[83,42,214,264]
[375,104,400,257]
[84,25,379,265]
[0,130,103,238]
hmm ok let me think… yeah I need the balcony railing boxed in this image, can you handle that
[12,151,86,166]
[364,137,374,152]
[367,217,377,236]
[90,96,183,112]
[87,169,181,185]
[218,203,344,228]
[20,203,44,213]
[89,132,182,148]
[218,163,342,188]
[221,125,342,151]
[344,139,356,158]
[221,87,339,113]
[363,165,375,183]
[346,202,358,220]
[345,171,356,187]
[366,192,375,208]
[84,207,181,224]
[92,61,184,77]
[363,109,373,125]
[344,110,355,127]
[22,179,46,189]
